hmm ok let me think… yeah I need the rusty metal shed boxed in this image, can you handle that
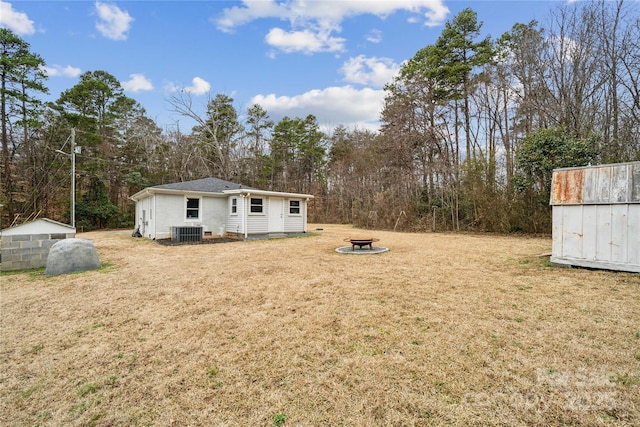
[550,161,640,273]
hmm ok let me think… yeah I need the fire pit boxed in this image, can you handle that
[336,237,388,255]
[343,237,380,251]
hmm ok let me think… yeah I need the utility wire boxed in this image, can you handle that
[18,133,74,217]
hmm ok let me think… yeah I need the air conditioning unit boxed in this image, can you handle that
[170,226,203,243]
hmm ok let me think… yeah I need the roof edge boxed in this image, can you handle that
[130,187,230,201]
[224,189,314,199]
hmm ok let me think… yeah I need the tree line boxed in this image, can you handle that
[1,0,638,233]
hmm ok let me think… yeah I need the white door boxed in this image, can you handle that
[269,198,284,233]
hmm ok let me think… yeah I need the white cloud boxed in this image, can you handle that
[95,1,133,41]
[341,55,401,87]
[265,27,345,54]
[0,1,35,35]
[121,73,153,92]
[216,0,449,31]
[215,0,285,33]
[41,64,82,78]
[184,77,211,95]
[420,2,450,28]
[167,77,211,96]
[366,29,382,44]
[215,0,449,54]
[251,85,384,132]
[548,35,580,63]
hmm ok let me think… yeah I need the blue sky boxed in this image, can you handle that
[1,0,572,133]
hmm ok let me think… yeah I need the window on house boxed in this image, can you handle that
[250,197,263,213]
[231,197,238,214]
[289,200,301,215]
[186,197,200,219]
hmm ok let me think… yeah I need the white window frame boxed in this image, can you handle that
[288,199,301,216]
[230,197,238,215]
[249,197,264,215]
[185,196,201,221]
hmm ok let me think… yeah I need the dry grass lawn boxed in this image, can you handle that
[1,224,639,426]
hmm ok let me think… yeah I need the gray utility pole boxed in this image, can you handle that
[55,128,76,228]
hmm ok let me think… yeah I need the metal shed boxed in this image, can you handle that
[0,218,76,272]
[550,161,640,273]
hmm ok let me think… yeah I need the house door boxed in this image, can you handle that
[269,198,284,233]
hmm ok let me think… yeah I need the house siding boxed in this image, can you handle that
[284,213,304,232]
[155,194,184,239]
[135,196,153,238]
[226,196,244,235]
[244,195,268,234]
[247,214,269,234]
[148,194,227,239]
[284,198,305,232]
[202,197,227,235]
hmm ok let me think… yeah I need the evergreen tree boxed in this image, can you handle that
[0,28,48,222]
[430,8,493,162]
[270,115,325,193]
[192,94,242,180]
[55,71,145,200]
[244,104,273,187]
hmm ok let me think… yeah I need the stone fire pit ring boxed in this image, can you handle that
[336,237,388,254]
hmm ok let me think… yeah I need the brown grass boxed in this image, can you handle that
[1,224,639,426]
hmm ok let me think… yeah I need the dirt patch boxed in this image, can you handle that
[1,224,639,426]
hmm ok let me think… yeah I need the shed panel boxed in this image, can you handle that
[596,166,612,203]
[583,167,598,203]
[551,199,640,272]
[553,162,640,205]
[631,163,640,202]
[610,204,628,263]
[582,206,597,261]
[611,165,628,203]
[560,205,584,258]
[594,205,612,261]
[629,206,640,265]
[551,162,640,273]
[552,169,583,204]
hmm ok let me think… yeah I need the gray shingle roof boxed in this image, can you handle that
[153,177,252,193]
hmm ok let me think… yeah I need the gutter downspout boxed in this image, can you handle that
[152,193,156,239]
[242,193,250,239]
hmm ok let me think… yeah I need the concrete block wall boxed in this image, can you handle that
[0,233,75,272]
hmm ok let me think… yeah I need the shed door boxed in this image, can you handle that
[269,198,284,233]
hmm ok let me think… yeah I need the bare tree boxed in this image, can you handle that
[169,92,243,181]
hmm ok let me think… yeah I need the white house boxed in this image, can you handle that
[129,177,314,240]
